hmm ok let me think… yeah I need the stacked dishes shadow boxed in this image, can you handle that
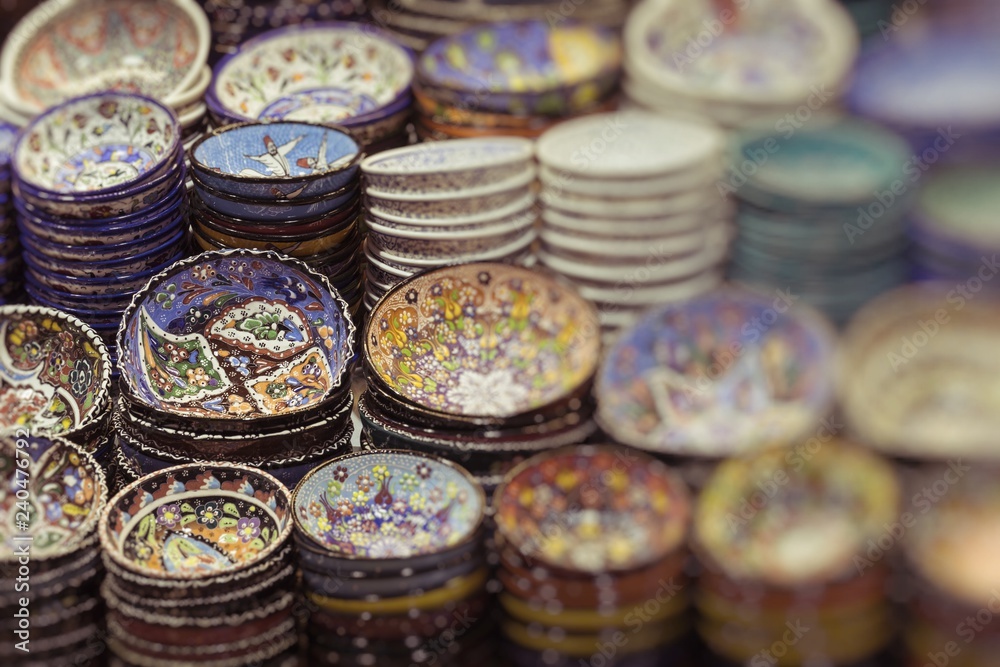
[188,121,365,318]
[293,450,493,666]
[98,464,298,667]
[536,110,731,343]
[0,123,21,303]
[207,22,415,151]
[493,445,694,667]
[692,442,900,666]
[0,434,108,667]
[360,263,602,493]
[414,21,621,141]
[11,92,188,363]
[725,118,913,326]
[360,139,538,312]
[113,250,356,489]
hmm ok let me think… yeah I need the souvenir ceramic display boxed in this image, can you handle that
[725,118,912,326]
[597,286,837,458]
[0,122,20,303]
[536,110,729,338]
[693,441,898,666]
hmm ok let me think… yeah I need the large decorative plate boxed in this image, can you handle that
[364,262,600,419]
[99,463,291,579]
[118,249,355,421]
[596,287,836,457]
[0,433,107,561]
[292,450,485,559]
[0,305,112,438]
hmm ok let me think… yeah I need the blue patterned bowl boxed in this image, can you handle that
[192,174,358,222]
[23,231,186,279]
[190,122,360,201]
[18,204,185,247]
[27,254,182,296]
[19,215,185,262]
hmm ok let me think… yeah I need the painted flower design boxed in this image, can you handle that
[227,395,254,415]
[236,517,261,543]
[196,501,221,529]
[68,360,93,396]
[448,368,529,417]
[332,466,349,483]
[228,355,251,377]
[356,473,373,492]
[415,462,432,480]
[191,264,216,281]
[157,504,182,528]
[308,501,323,517]
[325,480,343,497]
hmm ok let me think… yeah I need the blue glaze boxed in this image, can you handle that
[193,178,357,222]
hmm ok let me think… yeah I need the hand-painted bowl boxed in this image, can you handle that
[192,174,358,222]
[18,210,185,256]
[364,262,600,425]
[366,212,536,260]
[0,0,209,116]
[26,253,181,296]
[0,305,112,439]
[118,249,355,425]
[364,174,534,220]
[190,122,360,200]
[0,433,107,563]
[190,191,360,234]
[99,463,292,581]
[494,445,690,575]
[191,220,362,261]
[292,449,485,559]
[23,233,186,279]
[208,23,413,127]
[12,92,181,199]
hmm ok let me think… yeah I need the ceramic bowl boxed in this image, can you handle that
[19,213,185,260]
[0,0,210,116]
[540,223,708,260]
[368,227,537,273]
[23,234,186,280]
[360,138,534,195]
[208,22,413,126]
[26,255,180,296]
[191,222,362,262]
[541,187,715,219]
[364,172,534,220]
[366,189,535,229]
[118,249,355,425]
[0,305,112,439]
[191,191,360,234]
[366,211,536,260]
[190,122,360,200]
[192,175,358,222]
[540,205,716,238]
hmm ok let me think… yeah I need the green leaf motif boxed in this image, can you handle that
[219,517,238,528]
[223,502,240,518]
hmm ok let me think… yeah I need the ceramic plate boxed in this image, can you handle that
[99,463,291,579]
[596,286,836,456]
[118,249,355,421]
[0,305,112,438]
[293,450,484,559]
[364,262,600,419]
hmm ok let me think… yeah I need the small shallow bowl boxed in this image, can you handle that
[367,214,535,260]
[368,228,537,270]
[364,172,534,220]
[190,121,360,200]
[193,175,358,222]
[193,208,357,249]
[191,221,362,261]
[367,190,535,228]
[191,192,360,235]
[23,231,186,279]
[26,254,180,296]
[0,305,112,439]
[18,210,185,256]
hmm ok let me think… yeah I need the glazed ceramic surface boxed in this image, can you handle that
[293,450,484,559]
[0,123,16,169]
[119,249,355,421]
[911,166,1000,251]
[367,219,535,260]
[0,0,209,114]
[209,23,413,125]
[365,181,533,221]
[0,306,112,437]
[365,263,600,419]
[13,93,180,197]
[192,177,357,222]
[100,464,291,578]
[190,122,360,200]
[596,287,836,456]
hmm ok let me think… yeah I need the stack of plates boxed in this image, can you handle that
[726,118,913,325]
[293,451,492,666]
[113,250,356,488]
[12,93,189,360]
[493,445,694,666]
[693,442,900,666]
[189,121,365,315]
[207,23,415,151]
[624,0,858,130]
[907,166,1000,281]
[98,464,298,667]
[360,139,538,310]
[536,110,730,340]
[0,123,19,303]
[360,263,601,491]
[414,21,622,141]
[0,434,108,667]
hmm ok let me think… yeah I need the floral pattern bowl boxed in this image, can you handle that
[292,450,485,560]
[99,463,292,581]
[118,249,356,428]
[364,262,600,425]
[189,122,360,201]
[0,305,112,440]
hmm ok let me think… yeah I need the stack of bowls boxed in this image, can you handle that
[726,118,913,326]
[493,445,694,667]
[0,123,20,303]
[414,21,622,141]
[11,92,188,360]
[207,22,415,151]
[188,121,365,315]
[293,450,492,666]
[693,442,900,666]
[98,463,298,666]
[361,263,601,491]
[0,306,114,463]
[535,110,730,340]
[0,0,212,138]
[624,0,857,130]
[113,250,357,488]
[0,434,108,667]
[360,139,538,310]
